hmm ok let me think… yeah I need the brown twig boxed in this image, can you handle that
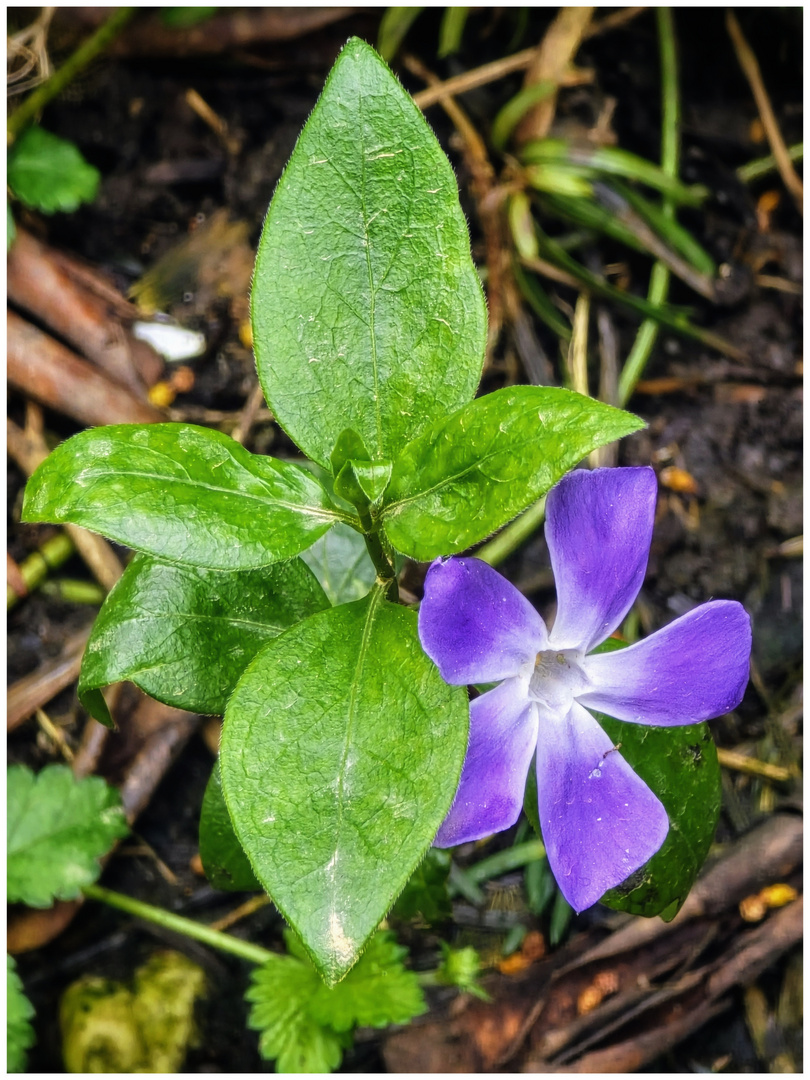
[515,6,596,146]
[7,628,91,732]
[411,8,646,111]
[230,382,268,446]
[726,10,803,215]
[8,311,164,428]
[8,229,163,394]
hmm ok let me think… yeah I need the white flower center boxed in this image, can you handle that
[527,649,590,714]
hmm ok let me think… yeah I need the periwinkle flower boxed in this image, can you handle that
[419,467,751,913]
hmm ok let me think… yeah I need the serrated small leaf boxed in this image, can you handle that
[79,554,329,727]
[299,523,377,605]
[7,765,129,908]
[199,762,262,892]
[307,930,425,1031]
[246,929,423,1073]
[251,37,486,468]
[382,387,643,560]
[221,590,469,983]
[8,125,100,214]
[7,955,35,1074]
[22,424,346,571]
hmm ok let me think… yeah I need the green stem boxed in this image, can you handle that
[463,838,546,886]
[618,6,679,407]
[81,883,274,967]
[8,8,137,141]
[475,497,546,568]
[737,141,803,183]
[41,578,106,605]
[7,531,75,610]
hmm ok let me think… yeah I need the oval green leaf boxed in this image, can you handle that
[596,712,720,919]
[251,37,487,468]
[199,762,262,892]
[22,424,346,570]
[221,589,469,984]
[381,386,643,560]
[79,554,329,727]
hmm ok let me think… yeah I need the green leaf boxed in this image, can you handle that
[199,762,262,892]
[7,125,100,214]
[548,888,574,946]
[300,524,377,605]
[382,387,643,560]
[438,6,470,57]
[251,37,487,469]
[7,765,129,908]
[79,554,329,727]
[246,929,424,1072]
[377,7,424,61]
[329,429,370,477]
[596,713,720,919]
[333,459,393,513]
[22,424,346,571]
[7,955,35,1074]
[161,6,218,27]
[221,589,469,983]
[392,847,452,923]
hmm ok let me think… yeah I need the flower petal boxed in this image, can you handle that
[546,467,657,652]
[580,601,751,725]
[535,701,669,912]
[435,679,538,847]
[419,557,548,685]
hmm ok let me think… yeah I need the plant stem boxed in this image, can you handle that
[464,838,547,885]
[8,8,137,141]
[82,883,274,967]
[618,6,679,406]
[737,142,803,184]
[475,497,546,568]
[7,532,75,610]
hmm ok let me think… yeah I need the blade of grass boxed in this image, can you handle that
[737,142,803,184]
[618,6,679,404]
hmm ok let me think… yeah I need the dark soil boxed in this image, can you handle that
[8,7,802,1073]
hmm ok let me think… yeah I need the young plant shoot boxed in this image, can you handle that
[21,38,751,985]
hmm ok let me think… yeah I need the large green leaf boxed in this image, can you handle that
[381,387,643,560]
[300,524,377,605]
[199,762,262,892]
[7,765,129,908]
[221,588,469,984]
[251,37,486,469]
[8,125,100,214]
[22,424,348,571]
[596,713,720,920]
[79,554,329,727]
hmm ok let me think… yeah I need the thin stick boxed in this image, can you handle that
[726,10,802,214]
[411,8,645,111]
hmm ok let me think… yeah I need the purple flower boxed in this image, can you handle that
[419,467,751,913]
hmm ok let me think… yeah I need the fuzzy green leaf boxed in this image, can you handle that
[381,387,643,560]
[7,955,35,1074]
[221,589,469,983]
[246,929,424,1073]
[7,765,129,908]
[79,554,329,727]
[8,125,100,214]
[251,37,486,469]
[199,762,262,893]
[22,424,346,571]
